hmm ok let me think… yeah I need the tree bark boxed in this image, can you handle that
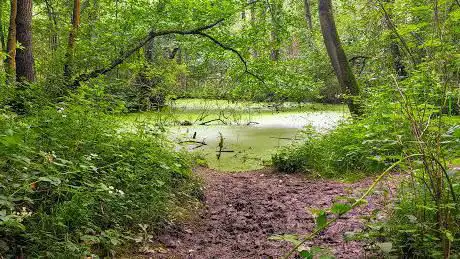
[64,0,81,80]
[0,0,6,52]
[6,0,16,79]
[15,0,34,82]
[250,2,258,58]
[304,0,313,31]
[319,0,362,116]
[269,0,282,61]
[44,0,58,51]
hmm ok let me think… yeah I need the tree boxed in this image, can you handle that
[269,0,282,61]
[44,0,59,51]
[250,1,258,58]
[15,0,34,82]
[0,0,6,52]
[304,0,313,31]
[318,0,362,116]
[6,0,16,79]
[64,0,81,80]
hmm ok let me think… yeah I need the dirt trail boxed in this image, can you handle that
[149,167,394,258]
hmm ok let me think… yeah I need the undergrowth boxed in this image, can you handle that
[0,93,201,257]
[272,115,411,178]
[273,67,460,257]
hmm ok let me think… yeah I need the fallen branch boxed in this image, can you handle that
[192,144,206,150]
[246,121,260,125]
[199,118,227,125]
[269,137,301,140]
[215,150,235,153]
[178,140,207,145]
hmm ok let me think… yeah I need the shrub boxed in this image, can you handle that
[0,103,201,257]
[273,115,410,177]
[273,68,460,257]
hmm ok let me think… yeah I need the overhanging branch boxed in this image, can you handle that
[70,12,264,88]
[195,31,265,83]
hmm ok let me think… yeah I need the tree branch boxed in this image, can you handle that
[195,31,265,84]
[375,0,417,66]
[70,4,264,88]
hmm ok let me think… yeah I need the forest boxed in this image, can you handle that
[0,0,459,257]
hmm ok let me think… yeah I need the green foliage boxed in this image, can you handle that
[0,98,200,257]
[274,63,460,257]
[273,114,409,177]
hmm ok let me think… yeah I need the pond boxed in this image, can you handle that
[125,99,348,171]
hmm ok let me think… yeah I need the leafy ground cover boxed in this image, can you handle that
[0,101,201,257]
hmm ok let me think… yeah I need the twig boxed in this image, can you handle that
[199,118,227,125]
[269,137,301,140]
[178,140,207,145]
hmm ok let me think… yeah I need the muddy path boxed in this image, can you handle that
[148,167,394,258]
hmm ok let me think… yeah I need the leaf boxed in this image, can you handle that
[377,242,393,253]
[445,231,454,242]
[299,250,313,259]
[80,235,100,245]
[37,176,61,186]
[315,211,327,229]
[269,234,301,246]
[406,214,417,223]
[331,203,351,215]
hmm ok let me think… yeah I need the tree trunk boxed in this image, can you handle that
[269,0,282,61]
[382,0,407,78]
[144,38,154,62]
[6,0,16,79]
[304,0,313,31]
[15,0,34,82]
[44,0,58,51]
[0,0,6,52]
[318,0,362,116]
[250,2,258,58]
[64,0,81,81]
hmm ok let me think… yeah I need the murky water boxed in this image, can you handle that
[166,100,347,171]
[121,99,347,171]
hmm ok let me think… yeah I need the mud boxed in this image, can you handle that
[147,167,395,258]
